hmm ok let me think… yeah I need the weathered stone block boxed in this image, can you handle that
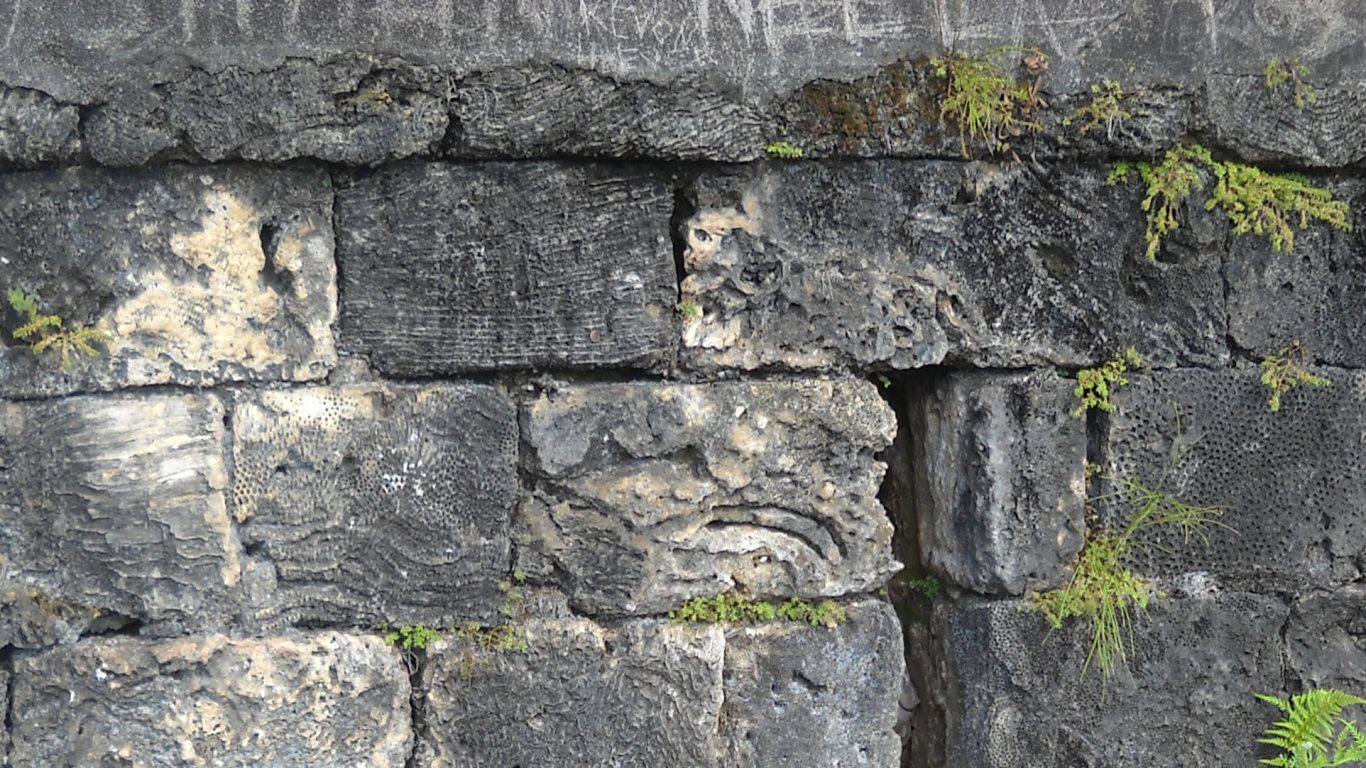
[8,632,411,767]
[450,67,767,161]
[0,85,79,165]
[721,601,903,767]
[1206,75,1366,167]
[1106,368,1366,592]
[232,384,517,628]
[922,593,1286,767]
[84,59,447,165]
[679,162,1225,372]
[517,379,899,615]
[1286,586,1366,693]
[0,166,336,398]
[0,583,106,650]
[1225,177,1366,366]
[336,162,676,374]
[908,371,1086,595]
[422,617,724,767]
[0,393,240,634]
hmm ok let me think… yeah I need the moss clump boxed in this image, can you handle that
[764,140,804,158]
[1063,79,1132,137]
[1071,347,1145,419]
[1109,144,1350,261]
[929,47,1047,158]
[670,593,847,628]
[1260,340,1331,413]
[676,301,702,321]
[1264,58,1317,111]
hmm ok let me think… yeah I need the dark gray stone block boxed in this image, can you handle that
[1106,368,1366,593]
[721,601,903,768]
[1286,586,1366,694]
[0,85,79,165]
[0,165,336,398]
[0,583,105,650]
[336,162,676,374]
[232,384,517,629]
[517,379,899,615]
[449,67,767,162]
[0,393,239,635]
[1206,75,1366,167]
[422,618,724,767]
[909,371,1086,595]
[923,593,1287,767]
[83,58,447,166]
[680,162,1225,372]
[1225,177,1366,366]
[8,633,411,767]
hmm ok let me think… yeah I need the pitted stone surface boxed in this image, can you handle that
[922,593,1287,767]
[0,84,80,165]
[8,632,411,767]
[336,162,676,374]
[0,166,336,398]
[516,379,899,615]
[1226,177,1366,367]
[721,601,904,768]
[83,58,447,166]
[422,618,724,767]
[679,162,1226,372]
[909,371,1086,595]
[0,393,239,634]
[1106,368,1366,592]
[232,384,517,629]
[1286,586,1366,694]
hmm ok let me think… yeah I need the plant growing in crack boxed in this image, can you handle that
[1264,58,1317,111]
[1071,347,1146,419]
[1260,341,1330,413]
[670,593,847,628]
[6,287,113,371]
[1063,79,1133,138]
[929,46,1048,158]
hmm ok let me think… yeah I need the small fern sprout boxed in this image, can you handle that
[1205,163,1351,254]
[1260,341,1331,413]
[1072,346,1145,419]
[6,287,113,371]
[1256,688,1366,767]
[764,141,804,159]
[1264,58,1318,111]
[1063,79,1132,138]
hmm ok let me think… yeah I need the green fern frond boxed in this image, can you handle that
[7,286,39,317]
[1132,144,1213,262]
[13,313,62,340]
[1206,162,1350,253]
[1257,689,1366,767]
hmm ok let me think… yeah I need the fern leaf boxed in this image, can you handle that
[1258,688,1366,765]
[6,286,38,317]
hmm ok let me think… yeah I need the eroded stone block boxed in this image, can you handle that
[517,379,899,615]
[1225,177,1366,367]
[232,384,517,628]
[0,393,239,634]
[909,371,1086,595]
[422,618,724,767]
[1106,368,1366,592]
[0,84,79,165]
[721,601,903,767]
[8,633,411,767]
[336,162,676,374]
[0,166,336,397]
[923,593,1286,767]
[679,162,1225,372]
[1286,586,1366,693]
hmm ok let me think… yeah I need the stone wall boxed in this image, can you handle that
[2,1,1365,765]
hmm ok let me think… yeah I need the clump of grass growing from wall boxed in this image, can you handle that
[1029,466,1225,683]
[929,46,1047,158]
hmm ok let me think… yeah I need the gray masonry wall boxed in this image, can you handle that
[2,1,1365,766]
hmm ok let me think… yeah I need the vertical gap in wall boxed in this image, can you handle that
[402,653,430,768]
[669,179,696,295]
[3,645,14,762]
[872,369,945,768]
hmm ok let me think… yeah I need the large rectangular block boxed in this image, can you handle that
[909,371,1086,595]
[516,379,899,615]
[0,393,240,634]
[721,601,904,767]
[923,593,1286,767]
[679,162,1226,372]
[0,166,337,398]
[1286,586,1366,693]
[422,617,724,767]
[336,162,676,374]
[1226,177,1366,366]
[232,383,517,628]
[1106,369,1366,592]
[8,633,411,767]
